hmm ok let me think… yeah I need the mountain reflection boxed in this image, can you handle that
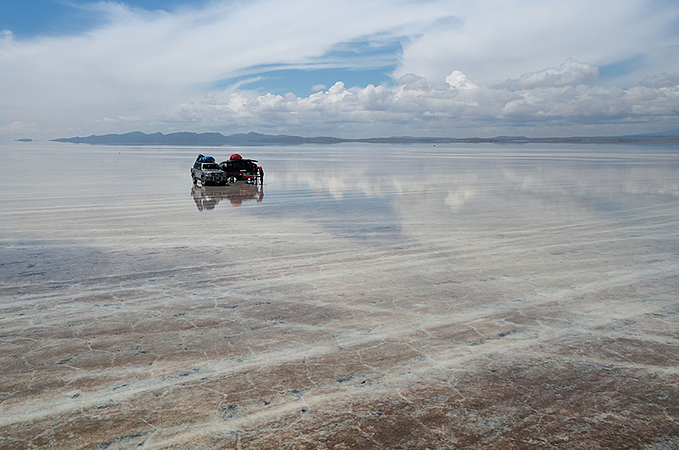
[191,183,263,210]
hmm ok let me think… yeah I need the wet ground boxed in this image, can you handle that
[1,143,678,449]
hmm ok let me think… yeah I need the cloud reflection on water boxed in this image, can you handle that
[260,145,679,249]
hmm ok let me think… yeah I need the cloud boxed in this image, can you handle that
[499,59,599,90]
[0,0,460,138]
[95,115,142,124]
[395,0,679,88]
[160,67,679,137]
[0,121,36,134]
[1,0,679,139]
[311,84,327,92]
[445,71,480,90]
[638,73,679,89]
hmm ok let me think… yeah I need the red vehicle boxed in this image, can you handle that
[219,154,264,185]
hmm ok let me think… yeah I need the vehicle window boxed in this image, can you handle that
[203,163,219,170]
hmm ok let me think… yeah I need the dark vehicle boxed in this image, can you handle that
[219,154,264,184]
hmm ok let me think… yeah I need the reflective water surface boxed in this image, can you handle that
[1,142,678,448]
[191,184,264,210]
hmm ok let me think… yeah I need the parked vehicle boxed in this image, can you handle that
[219,154,264,185]
[191,155,227,185]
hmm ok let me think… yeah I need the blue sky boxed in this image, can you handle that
[1,0,183,37]
[1,0,679,140]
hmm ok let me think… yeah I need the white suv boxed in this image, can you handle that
[191,160,227,185]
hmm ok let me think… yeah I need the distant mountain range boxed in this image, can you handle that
[51,131,679,146]
[51,131,344,146]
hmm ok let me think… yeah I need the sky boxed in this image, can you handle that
[1,0,679,141]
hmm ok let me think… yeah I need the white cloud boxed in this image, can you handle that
[638,73,679,89]
[445,71,480,90]
[161,67,679,137]
[311,84,327,92]
[0,121,36,134]
[499,58,598,90]
[1,0,679,139]
[0,0,455,134]
[95,115,142,124]
[396,0,679,88]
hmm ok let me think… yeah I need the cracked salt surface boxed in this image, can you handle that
[1,142,678,448]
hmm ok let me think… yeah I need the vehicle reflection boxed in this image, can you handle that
[191,183,264,211]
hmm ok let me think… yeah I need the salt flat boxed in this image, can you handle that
[1,143,678,449]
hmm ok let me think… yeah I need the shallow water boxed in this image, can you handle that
[1,142,678,448]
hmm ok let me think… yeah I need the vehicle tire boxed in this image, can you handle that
[192,176,197,184]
